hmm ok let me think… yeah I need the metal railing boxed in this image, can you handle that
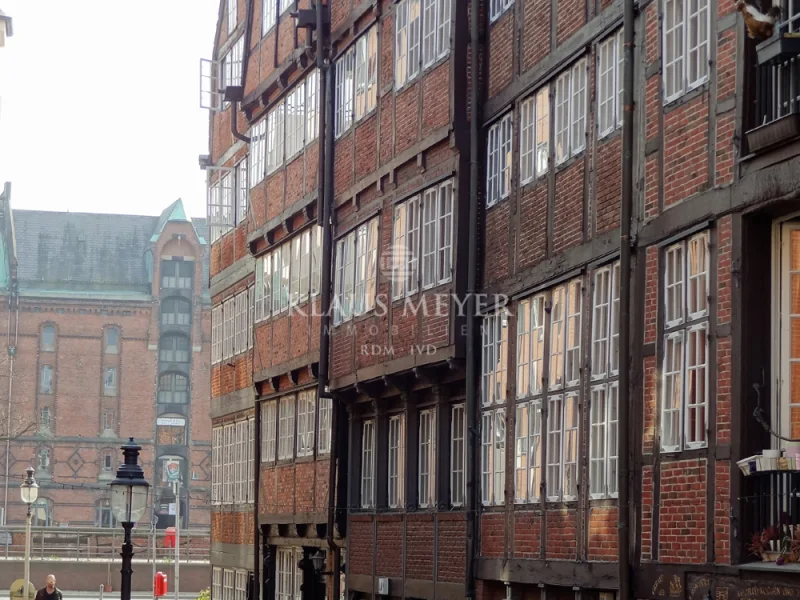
[740,470,800,562]
[0,526,210,562]
[750,59,800,130]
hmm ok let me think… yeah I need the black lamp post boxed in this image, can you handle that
[109,438,150,600]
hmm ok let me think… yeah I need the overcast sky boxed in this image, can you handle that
[0,0,219,219]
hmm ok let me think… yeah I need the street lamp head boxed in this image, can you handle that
[311,550,325,574]
[20,466,38,505]
[109,438,150,525]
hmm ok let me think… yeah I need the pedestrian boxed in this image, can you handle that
[34,574,62,600]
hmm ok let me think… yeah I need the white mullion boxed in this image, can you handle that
[546,395,563,501]
[589,384,607,499]
[562,392,579,501]
[661,330,685,451]
[515,402,530,504]
[683,321,708,449]
[517,299,532,399]
[529,398,542,501]
[592,268,611,380]
[608,382,619,497]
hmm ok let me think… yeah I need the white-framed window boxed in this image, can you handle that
[261,401,277,462]
[590,383,619,498]
[517,294,546,399]
[255,252,273,322]
[248,418,255,503]
[597,30,624,137]
[549,280,582,390]
[663,0,709,102]
[276,548,302,600]
[263,0,277,35]
[336,28,377,138]
[361,419,376,508]
[280,0,293,14]
[514,399,542,503]
[290,232,312,307]
[278,395,296,460]
[296,390,316,457]
[311,225,322,297]
[223,423,235,503]
[481,310,508,406]
[388,414,406,508]
[418,408,436,508]
[661,232,709,451]
[234,571,248,600]
[234,291,247,355]
[272,245,289,314]
[249,119,267,188]
[248,287,254,350]
[417,180,454,290]
[334,217,379,324]
[421,0,451,67]
[223,570,234,600]
[318,396,332,455]
[223,297,236,361]
[545,393,578,501]
[227,0,237,33]
[519,86,550,185]
[266,101,285,174]
[213,567,222,600]
[209,175,235,243]
[395,0,422,88]
[212,305,223,364]
[235,420,247,503]
[306,70,319,144]
[481,409,506,506]
[450,403,466,506]
[486,113,513,207]
[212,427,222,504]
[285,84,305,160]
[490,0,514,22]
[392,196,418,299]
[222,37,244,91]
[554,59,587,165]
[591,264,622,379]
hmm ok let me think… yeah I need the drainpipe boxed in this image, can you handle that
[465,0,481,597]
[312,1,340,599]
[618,0,635,596]
[231,0,254,145]
[254,391,261,600]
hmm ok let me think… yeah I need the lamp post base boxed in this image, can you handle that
[120,522,134,600]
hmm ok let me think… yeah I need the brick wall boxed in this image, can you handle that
[658,459,707,564]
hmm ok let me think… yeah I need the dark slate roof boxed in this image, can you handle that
[12,205,209,294]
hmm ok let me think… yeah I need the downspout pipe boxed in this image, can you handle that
[231,0,254,145]
[465,0,480,597]
[313,1,340,598]
[618,0,635,596]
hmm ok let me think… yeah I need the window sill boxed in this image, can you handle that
[598,126,622,143]
[554,150,586,174]
[486,195,511,211]
[519,172,548,192]
[663,81,710,113]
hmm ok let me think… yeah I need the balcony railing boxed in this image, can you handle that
[740,470,800,564]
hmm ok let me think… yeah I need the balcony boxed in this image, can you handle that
[740,469,800,566]
[745,27,800,154]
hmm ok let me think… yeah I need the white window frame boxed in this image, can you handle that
[335,217,378,324]
[597,30,624,137]
[222,37,244,92]
[663,0,710,102]
[223,423,235,503]
[450,404,466,507]
[296,390,316,458]
[262,401,277,462]
[236,420,247,503]
[223,297,236,361]
[481,310,508,406]
[266,101,285,174]
[223,570,234,600]
[486,113,513,207]
[481,408,506,506]
[213,568,222,600]
[212,427,222,504]
[306,70,319,144]
[519,86,550,184]
[420,0,451,69]
[311,226,322,297]
[249,120,267,188]
[489,0,514,22]
[513,398,542,503]
[395,0,422,88]
[228,0,237,34]
[318,396,332,454]
[278,395,296,460]
[234,571,248,600]
[388,414,406,508]
[554,59,587,165]
[285,84,305,160]
[361,419,376,508]
[255,252,273,322]
[418,408,436,508]
[248,418,255,503]
[660,232,709,452]
[517,294,546,399]
[355,27,378,121]
[263,0,277,35]
[276,548,301,600]
[335,43,356,138]
[589,382,619,499]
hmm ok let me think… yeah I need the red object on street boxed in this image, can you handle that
[164,526,176,548]
[154,572,168,597]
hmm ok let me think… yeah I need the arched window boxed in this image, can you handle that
[95,498,116,528]
[159,334,189,363]
[41,326,55,352]
[159,373,189,404]
[161,297,192,326]
[32,498,52,526]
[157,414,187,445]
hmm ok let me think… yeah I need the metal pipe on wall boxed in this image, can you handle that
[618,0,635,595]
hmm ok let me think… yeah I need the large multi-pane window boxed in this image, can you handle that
[212,305,223,364]
[481,408,506,506]
[361,420,376,508]
[393,180,454,298]
[388,414,405,508]
[266,101,285,174]
[661,232,709,451]
[519,86,550,185]
[213,568,222,600]
[235,421,247,503]
[158,373,189,404]
[209,176,234,243]
[227,0,237,33]
[334,217,379,324]
[160,334,189,363]
[223,423,235,503]
[161,260,193,289]
[262,0,277,35]
[261,400,277,462]
[418,409,436,508]
[597,30,624,137]
[335,27,377,137]
[318,396,333,454]
[296,390,316,458]
[162,297,192,326]
[214,421,254,506]
[255,228,321,321]
[554,59,587,165]
[490,0,514,22]
[663,0,709,102]
[396,0,450,89]
[451,404,466,506]
[486,113,513,207]
[236,160,248,225]
[589,262,621,498]
[249,120,267,188]
[276,548,302,600]
[222,37,244,91]
[482,311,508,407]
[481,307,509,507]
[278,395,296,460]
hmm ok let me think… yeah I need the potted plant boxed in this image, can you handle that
[748,525,782,562]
